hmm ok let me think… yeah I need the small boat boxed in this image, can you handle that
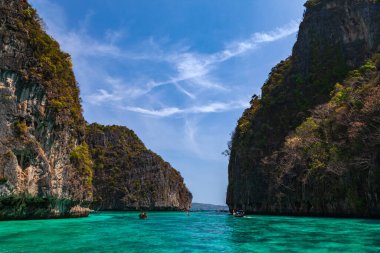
[232,210,245,217]
[139,212,148,219]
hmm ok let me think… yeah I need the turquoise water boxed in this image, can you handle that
[0,212,380,252]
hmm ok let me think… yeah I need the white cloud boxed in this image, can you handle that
[31,0,299,111]
[184,118,201,156]
[62,18,299,102]
[123,100,249,117]
[173,83,196,99]
[124,106,183,117]
[89,89,121,104]
[87,77,152,104]
[147,20,300,93]
[216,20,300,61]
[106,30,124,44]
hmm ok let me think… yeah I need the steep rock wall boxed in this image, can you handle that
[227,0,380,217]
[0,0,91,219]
[87,124,192,211]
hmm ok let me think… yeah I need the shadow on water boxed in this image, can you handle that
[224,214,380,252]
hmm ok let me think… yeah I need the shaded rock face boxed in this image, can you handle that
[0,0,91,218]
[295,0,380,73]
[227,0,380,217]
[87,124,192,211]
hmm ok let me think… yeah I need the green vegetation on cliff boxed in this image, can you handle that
[70,144,93,192]
[268,55,380,214]
[17,1,85,131]
[0,194,81,220]
[86,124,192,211]
[0,0,92,218]
[227,0,380,217]
[304,0,321,8]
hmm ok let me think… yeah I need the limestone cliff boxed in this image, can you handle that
[0,0,192,218]
[0,0,91,219]
[227,0,380,217]
[87,124,192,211]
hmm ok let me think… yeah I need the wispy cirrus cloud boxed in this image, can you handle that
[143,20,300,97]
[216,20,300,60]
[31,0,299,117]
[123,100,249,117]
[30,0,300,116]
[86,20,299,109]
[87,76,154,104]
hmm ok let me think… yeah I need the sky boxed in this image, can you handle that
[29,0,306,205]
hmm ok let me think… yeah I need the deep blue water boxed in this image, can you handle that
[0,211,380,252]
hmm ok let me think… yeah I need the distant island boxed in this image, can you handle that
[191,203,228,211]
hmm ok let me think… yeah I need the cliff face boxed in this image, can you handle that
[0,0,193,218]
[227,0,380,217]
[0,0,92,219]
[86,124,192,211]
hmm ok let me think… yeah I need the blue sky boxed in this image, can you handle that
[30,0,305,205]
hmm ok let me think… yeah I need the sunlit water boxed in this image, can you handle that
[0,211,380,252]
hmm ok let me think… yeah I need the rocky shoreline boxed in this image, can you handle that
[0,195,91,220]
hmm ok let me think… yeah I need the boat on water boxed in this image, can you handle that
[139,212,148,219]
[232,210,245,217]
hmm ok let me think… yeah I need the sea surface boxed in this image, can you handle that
[0,211,380,252]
